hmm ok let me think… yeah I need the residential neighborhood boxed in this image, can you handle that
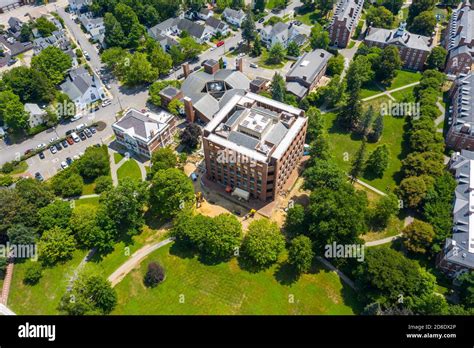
[0,0,473,334]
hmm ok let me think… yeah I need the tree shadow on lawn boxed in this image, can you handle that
[169,240,198,260]
[274,261,300,286]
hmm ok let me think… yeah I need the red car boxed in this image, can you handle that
[66,136,74,145]
[216,40,224,47]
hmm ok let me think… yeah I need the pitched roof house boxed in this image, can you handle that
[60,67,105,109]
[148,17,213,45]
[205,16,229,36]
[222,8,246,27]
[261,22,306,48]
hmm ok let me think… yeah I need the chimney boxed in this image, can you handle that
[182,63,190,78]
[236,58,243,72]
[184,96,195,123]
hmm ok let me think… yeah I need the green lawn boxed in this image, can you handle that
[114,152,124,164]
[361,81,384,99]
[388,70,422,90]
[117,159,142,182]
[8,250,88,314]
[361,70,422,99]
[390,85,417,103]
[81,182,96,195]
[113,243,361,315]
[74,196,100,207]
[324,96,407,192]
[259,48,287,69]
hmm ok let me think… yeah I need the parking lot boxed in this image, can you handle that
[26,125,106,180]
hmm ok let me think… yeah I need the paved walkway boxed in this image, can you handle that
[365,234,402,247]
[362,81,421,102]
[0,259,14,305]
[108,236,174,287]
[353,178,386,196]
[108,148,122,186]
[316,257,357,291]
[66,248,97,292]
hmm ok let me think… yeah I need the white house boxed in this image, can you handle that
[24,103,47,128]
[205,17,230,36]
[78,13,105,42]
[261,22,306,48]
[68,0,92,13]
[148,17,213,45]
[222,8,246,27]
[197,8,214,20]
[60,67,105,109]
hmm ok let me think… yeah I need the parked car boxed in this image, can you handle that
[70,115,82,122]
[24,148,34,156]
[66,136,74,145]
[38,152,45,159]
[177,73,185,79]
[35,172,44,181]
[193,66,200,71]
[101,99,111,107]
[258,17,265,23]
[71,132,80,143]
[90,127,97,134]
[250,63,258,68]
[66,157,73,165]
[66,129,73,136]
[217,40,225,47]
[55,142,62,151]
[36,143,46,149]
[7,58,17,66]
[60,161,68,169]
[229,46,235,51]
[76,123,86,131]
[62,140,69,148]
[84,128,92,137]
[50,146,57,154]
[49,137,59,143]
[73,155,80,161]
[79,132,87,141]
[210,46,216,51]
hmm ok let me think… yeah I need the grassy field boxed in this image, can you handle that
[9,161,28,175]
[360,81,383,99]
[390,85,416,103]
[84,224,168,279]
[74,196,100,207]
[113,243,361,315]
[324,96,407,192]
[8,249,88,314]
[117,159,142,182]
[114,153,124,164]
[259,48,287,69]
[388,70,422,90]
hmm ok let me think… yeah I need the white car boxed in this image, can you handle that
[210,46,216,51]
[49,137,59,143]
[60,161,69,169]
[250,63,258,68]
[50,146,57,154]
[238,52,245,58]
[70,114,82,122]
[101,99,111,107]
[36,143,46,149]
[76,123,86,131]
[73,155,80,160]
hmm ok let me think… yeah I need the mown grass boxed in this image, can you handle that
[113,243,362,315]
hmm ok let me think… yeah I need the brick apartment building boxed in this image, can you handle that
[202,92,307,202]
[328,0,364,48]
[446,72,474,150]
[444,0,474,76]
[437,150,474,275]
[364,22,434,71]
[112,108,176,159]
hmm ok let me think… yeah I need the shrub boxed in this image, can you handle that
[144,262,165,287]
[94,175,113,194]
[23,262,43,285]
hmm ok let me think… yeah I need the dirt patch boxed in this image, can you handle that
[95,121,107,131]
